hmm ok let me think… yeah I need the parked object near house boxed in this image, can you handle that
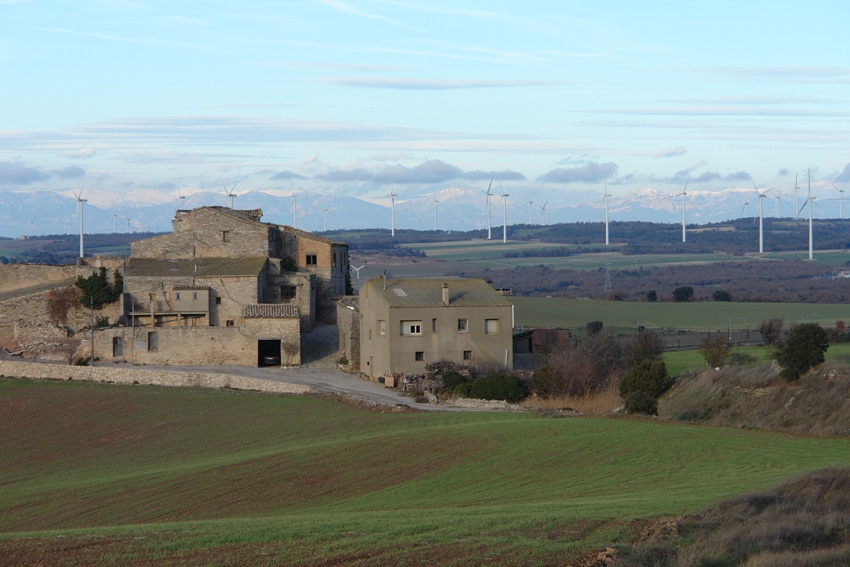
[81,206,349,367]
[357,277,513,379]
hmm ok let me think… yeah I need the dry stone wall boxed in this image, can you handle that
[0,264,76,294]
[0,359,311,394]
[0,286,121,341]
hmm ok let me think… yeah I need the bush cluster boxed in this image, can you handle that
[75,267,123,310]
[441,371,527,403]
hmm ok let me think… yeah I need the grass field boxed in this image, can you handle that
[4,377,850,565]
[662,343,850,375]
[510,297,850,330]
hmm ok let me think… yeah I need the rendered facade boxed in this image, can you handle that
[358,277,514,378]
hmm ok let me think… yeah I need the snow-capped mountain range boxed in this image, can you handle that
[0,186,837,239]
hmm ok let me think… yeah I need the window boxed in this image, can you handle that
[432,318,437,332]
[175,292,182,300]
[306,254,317,266]
[369,329,372,340]
[333,253,337,267]
[147,332,158,351]
[401,320,422,336]
[485,318,500,335]
[458,318,468,332]
[415,351,424,361]
[226,320,235,327]
[463,350,472,360]
[280,285,296,303]
[113,337,124,357]
[192,292,199,300]
[222,230,231,243]
[215,296,222,305]
[378,320,386,335]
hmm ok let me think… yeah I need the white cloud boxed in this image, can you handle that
[60,148,96,159]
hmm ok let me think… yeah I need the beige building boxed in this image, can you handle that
[358,277,514,378]
[87,206,349,367]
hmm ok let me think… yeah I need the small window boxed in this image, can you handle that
[401,320,422,336]
[306,254,317,266]
[415,351,424,361]
[215,296,222,305]
[147,331,158,352]
[333,253,337,267]
[280,285,296,303]
[432,318,437,332]
[222,230,231,243]
[378,320,386,335]
[226,320,235,327]
[458,318,468,333]
[485,319,500,335]
[369,329,372,340]
[463,350,472,360]
[192,292,199,300]
[175,292,182,300]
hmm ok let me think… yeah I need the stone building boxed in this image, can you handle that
[356,277,514,379]
[87,206,349,367]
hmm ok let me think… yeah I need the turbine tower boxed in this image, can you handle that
[483,178,493,239]
[291,190,297,229]
[389,186,397,237]
[797,169,816,260]
[752,178,768,254]
[110,213,118,234]
[539,201,547,226]
[603,181,612,245]
[73,181,88,258]
[774,194,781,217]
[433,193,439,231]
[322,208,328,232]
[833,182,846,219]
[665,173,690,243]
[501,187,509,244]
[526,199,533,224]
[177,186,186,210]
[121,216,131,233]
[223,181,239,209]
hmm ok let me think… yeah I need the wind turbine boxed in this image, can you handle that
[388,185,397,237]
[482,178,493,239]
[73,180,88,258]
[774,193,782,217]
[500,182,509,244]
[110,213,118,234]
[833,182,847,219]
[291,189,297,229]
[665,173,690,243]
[798,169,816,260]
[603,181,612,246]
[751,178,769,254]
[28,220,34,237]
[121,216,131,233]
[350,262,367,279]
[740,197,750,219]
[794,173,801,219]
[223,181,239,209]
[433,192,440,231]
[321,208,328,231]
[177,185,186,210]
[526,199,533,224]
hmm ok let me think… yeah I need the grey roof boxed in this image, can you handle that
[243,304,299,319]
[126,257,267,277]
[366,278,512,308]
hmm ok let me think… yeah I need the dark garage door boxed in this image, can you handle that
[258,339,281,367]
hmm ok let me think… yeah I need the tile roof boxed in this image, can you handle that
[126,257,267,277]
[365,277,512,308]
[243,304,299,319]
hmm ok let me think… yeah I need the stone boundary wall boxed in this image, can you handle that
[0,360,313,395]
[0,287,121,340]
[451,397,526,411]
[0,264,76,295]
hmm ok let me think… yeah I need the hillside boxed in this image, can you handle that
[3,377,850,566]
[660,361,850,437]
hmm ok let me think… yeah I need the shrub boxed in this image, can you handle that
[584,320,604,336]
[672,286,694,302]
[47,286,80,325]
[773,323,829,381]
[623,329,664,367]
[468,373,527,403]
[441,370,468,394]
[620,359,668,400]
[646,290,657,302]
[625,391,657,415]
[699,334,730,368]
[758,317,784,345]
[727,352,758,366]
[75,267,123,310]
[712,289,732,301]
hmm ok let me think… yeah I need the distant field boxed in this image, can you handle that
[663,343,850,375]
[510,297,850,329]
[4,378,850,565]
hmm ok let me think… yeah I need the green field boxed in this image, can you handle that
[4,377,850,565]
[662,343,850,375]
[510,297,850,330]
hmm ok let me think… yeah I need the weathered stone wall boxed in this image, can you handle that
[0,359,311,395]
[336,298,360,371]
[0,264,76,294]
[0,286,121,341]
[76,257,125,280]
[79,317,301,366]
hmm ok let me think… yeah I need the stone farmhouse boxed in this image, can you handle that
[88,206,349,367]
[350,277,514,379]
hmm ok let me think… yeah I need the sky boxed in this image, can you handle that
[1,0,849,210]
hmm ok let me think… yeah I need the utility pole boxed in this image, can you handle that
[90,296,95,366]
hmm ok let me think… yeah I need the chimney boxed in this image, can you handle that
[441,283,449,306]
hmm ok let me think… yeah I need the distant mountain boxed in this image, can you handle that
[0,186,836,239]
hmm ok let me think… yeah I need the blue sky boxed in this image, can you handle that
[1,0,849,208]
